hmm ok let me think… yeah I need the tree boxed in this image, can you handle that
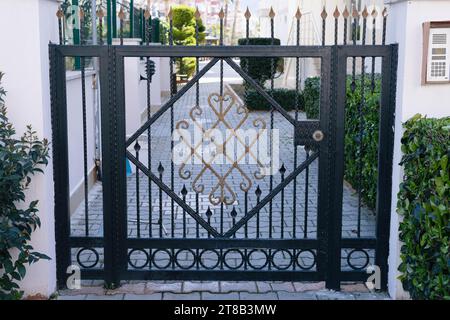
[171,5,206,77]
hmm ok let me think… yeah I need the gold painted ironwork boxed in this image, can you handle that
[175,91,267,206]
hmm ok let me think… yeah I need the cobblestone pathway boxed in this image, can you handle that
[57,281,390,300]
[70,60,376,273]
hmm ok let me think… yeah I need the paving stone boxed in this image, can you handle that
[106,282,146,295]
[57,295,87,300]
[220,281,258,293]
[256,282,272,293]
[293,281,325,292]
[202,292,240,300]
[341,283,370,293]
[276,292,317,300]
[315,290,356,300]
[353,292,391,300]
[58,286,105,296]
[270,282,295,292]
[240,292,278,300]
[163,292,201,300]
[183,281,220,293]
[124,293,163,300]
[146,281,183,293]
[86,293,124,300]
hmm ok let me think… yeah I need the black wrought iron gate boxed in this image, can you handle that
[50,6,397,291]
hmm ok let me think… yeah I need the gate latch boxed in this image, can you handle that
[294,120,322,146]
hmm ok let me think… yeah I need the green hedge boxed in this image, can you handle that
[238,38,282,85]
[303,77,320,119]
[304,75,382,209]
[244,89,303,111]
[397,115,450,300]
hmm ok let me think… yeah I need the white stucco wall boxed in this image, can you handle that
[0,0,59,297]
[386,0,450,300]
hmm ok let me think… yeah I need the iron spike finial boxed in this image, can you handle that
[342,6,350,19]
[321,6,328,20]
[255,185,262,197]
[157,162,165,174]
[279,164,286,175]
[333,6,340,19]
[96,8,105,19]
[205,207,213,217]
[56,6,64,19]
[295,7,302,20]
[382,7,388,17]
[134,141,141,152]
[371,7,378,18]
[168,6,173,20]
[195,7,201,20]
[362,6,369,18]
[219,7,225,19]
[230,206,237,217]
[181,184,188,196]
[244,7,251,20]
[269,6,275,19]
[118,6,125,21]
[352,5,359,18]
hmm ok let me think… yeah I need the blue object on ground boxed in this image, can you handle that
[126,158,132,176]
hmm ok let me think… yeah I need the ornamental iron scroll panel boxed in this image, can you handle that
[50,5,397,292]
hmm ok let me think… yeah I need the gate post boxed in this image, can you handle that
[376,44,398,291]
[325,45,346,290]
[99,46,126,287]
[50,44,72,289]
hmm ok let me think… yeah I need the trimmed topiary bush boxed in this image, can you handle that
[238,38,283,86]
[397,114,450,300]
[244,88,303,111]
[303,75,382,210]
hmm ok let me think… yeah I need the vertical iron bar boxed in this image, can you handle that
[57,7,64,45]
[343,7,349,45]
[293,8,301,239]
[269,7,275,240]
[303,149,310,238]
[144,8,152,241]
[158,163,164,238]
[280,165,285,239]
[130,0,134,38]
[321,6,327,46]
[168,9,175,247]
[255,186,261,239]
[98,8,104,45]
[334,7,340,45]
[80,11,89,237]
[356,8,368,238]
[351,6,358,93]
[371,9,377,92]
[382,8,388,45]
[106,0,112,44]
[182,185,187,238]
[119,8,124,45]
[112,0,117,38]
[134,142,141,238]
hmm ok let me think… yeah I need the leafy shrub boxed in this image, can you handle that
[244,88,303,111]
[238,38,283,86]
[397,114,450,300]
[0,72,50,300]
[303,75,382,209]
[303,77,320,119]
